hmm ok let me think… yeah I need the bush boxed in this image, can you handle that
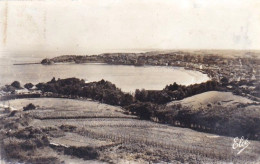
[59,125,77,132]
[64,146,99,160]
[23,103,36,111]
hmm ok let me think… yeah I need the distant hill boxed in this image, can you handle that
[144,49,260,58]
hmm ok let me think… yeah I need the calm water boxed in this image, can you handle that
[0,54,209,92]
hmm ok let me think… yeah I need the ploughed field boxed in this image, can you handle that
[0,98,260,163]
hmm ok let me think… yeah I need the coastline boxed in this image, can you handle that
[0,51,259,163]
[4,63,210,92]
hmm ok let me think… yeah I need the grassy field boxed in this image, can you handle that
[1,97,260,163]
[167,91,257,110]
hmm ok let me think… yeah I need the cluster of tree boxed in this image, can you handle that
[0,81,23,93]
[1,85,16,93]
[36,78,134,106]
[125,102,161,120]
[135,80,220,104]
[0,81,35,93]
[157,105,260,140]
[135,90,171,104]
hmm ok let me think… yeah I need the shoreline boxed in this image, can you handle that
[6,62,210,93]
[13,61,210,81]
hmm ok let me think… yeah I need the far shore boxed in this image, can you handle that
[13,62,41,65]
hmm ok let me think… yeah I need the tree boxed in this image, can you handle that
[50,77,56,83]
[102,90,121,105]
[166,82,179,91]
[11,81,22,89]
[121,93,134,106]
[135,89,148,102]
[36,83,45,90]
[126,102,160,120]
[24,83,34,90]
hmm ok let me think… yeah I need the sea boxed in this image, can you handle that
[0,52,210,92]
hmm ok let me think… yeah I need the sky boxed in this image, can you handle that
[0,0,260,55]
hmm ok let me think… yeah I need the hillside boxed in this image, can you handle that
[1,98,259,163]
[164,91,260,139]
[167,91,255,110]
